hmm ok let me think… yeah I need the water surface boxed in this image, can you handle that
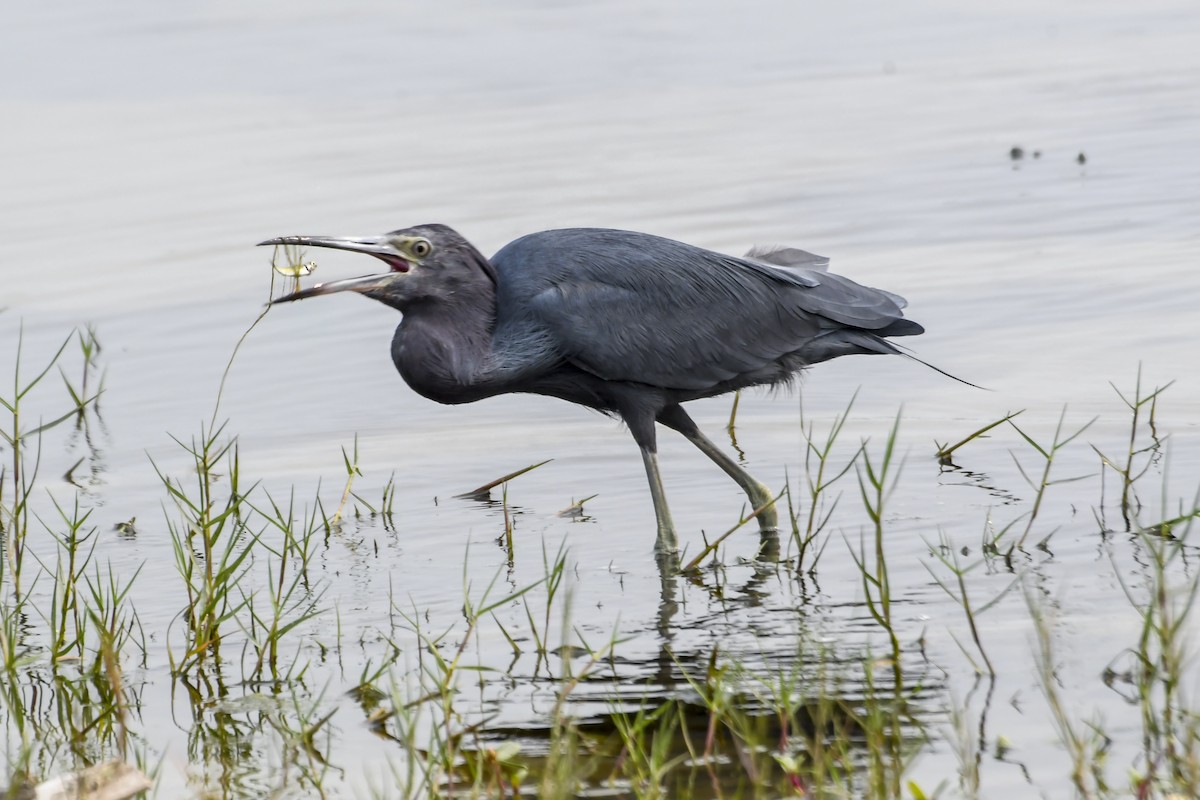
[2,0,1199,796]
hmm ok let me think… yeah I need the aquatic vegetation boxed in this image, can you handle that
[2,322,1199,798]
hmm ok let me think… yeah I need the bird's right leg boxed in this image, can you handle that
[641,449,679,554]
[657,405,779,532]
[625,412,679,554]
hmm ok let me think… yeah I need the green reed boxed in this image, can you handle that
[0,323,150,795]
[7,314,1200,800]
[792,391,863,571]
[850,411,904,685]
[242,489,325,682]
[157,425,257,673]
[2,327,99,600]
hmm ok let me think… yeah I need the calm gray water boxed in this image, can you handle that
[3,0,1200,796]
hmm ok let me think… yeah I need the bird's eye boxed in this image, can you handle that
[410,239,432,258]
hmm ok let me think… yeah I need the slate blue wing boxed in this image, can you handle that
[492,228,920,392]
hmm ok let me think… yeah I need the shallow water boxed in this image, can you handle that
[3,0,1200,796]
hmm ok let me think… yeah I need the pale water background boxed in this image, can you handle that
[3,0,1200,796]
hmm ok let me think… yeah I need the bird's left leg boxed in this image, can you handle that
[657,405,779,532]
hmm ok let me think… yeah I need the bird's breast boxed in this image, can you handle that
[390,327,494,406]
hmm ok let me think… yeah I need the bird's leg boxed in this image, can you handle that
[641,448,679,554]
[657,406,779,532]
[624,411,679,554]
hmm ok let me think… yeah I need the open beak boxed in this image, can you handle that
[258,234,408,304]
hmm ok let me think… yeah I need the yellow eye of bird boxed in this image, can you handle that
[411,239,432,258]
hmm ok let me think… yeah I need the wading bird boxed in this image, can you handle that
[261,225,929,554]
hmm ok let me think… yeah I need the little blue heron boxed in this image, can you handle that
[261,225,929,554]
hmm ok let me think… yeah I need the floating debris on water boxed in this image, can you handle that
[9,761,153,800]
[556,494,598,519]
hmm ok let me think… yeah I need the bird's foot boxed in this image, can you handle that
[654,525,680,557]
[756,529,782,563]
[748,483,779,532]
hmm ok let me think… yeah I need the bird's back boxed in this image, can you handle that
[488,228,922,394]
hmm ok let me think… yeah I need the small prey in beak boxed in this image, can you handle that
[258,234,412,303]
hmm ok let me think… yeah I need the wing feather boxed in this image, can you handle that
[492,229,918,391]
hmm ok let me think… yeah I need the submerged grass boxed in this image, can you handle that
[2,319,1200,799]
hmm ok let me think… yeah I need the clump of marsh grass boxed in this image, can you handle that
[156,424,257,673]
[1100,375,1200,797]
[356,548,569,797]
[790,392,863,572]
[1007,409,1096,549]
[939,369,1200,798]
[850,411,905,681]
[242,489,326,683]
[1,315,369,794]
[0,324,151,792]
[923,531,1016,677]
[597,643,930,800]
[350,474,939,800]
[58,324,104,423]
[1092,365,1175,532]
[10,308,1200,800]
[2,327,101,599]
[1027,588,1114,799]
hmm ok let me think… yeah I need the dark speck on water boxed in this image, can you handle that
[1077,151,1088,165]
[1009,146,1024,160]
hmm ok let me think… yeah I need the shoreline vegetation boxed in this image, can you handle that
[2,320,1198,799]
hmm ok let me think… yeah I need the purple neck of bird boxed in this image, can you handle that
[390,294,498,405]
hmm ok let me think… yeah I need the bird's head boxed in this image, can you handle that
[260,223,497,312]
